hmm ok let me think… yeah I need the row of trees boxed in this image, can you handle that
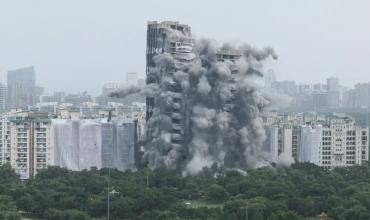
[2,162,370,219]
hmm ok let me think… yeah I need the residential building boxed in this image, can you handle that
[52,118,137,171]
[300,115,369,168]
[0,114,11,165]
[145,21,195,152]
[0,83,7,111]
[146,21,192,120]
[264,113,369,168]
[8,111,53,179]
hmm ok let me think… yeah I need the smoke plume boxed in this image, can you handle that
[112,30,277,174]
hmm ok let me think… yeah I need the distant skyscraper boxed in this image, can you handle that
[327,77,340,92]
[7,66,38,109]
[126,72,138,86]
[272,80,297,96]
[311,91,328,110]
[264,69,276,90]
[352,83,370,109]
[327,77,340,109]
[0,83,7,111]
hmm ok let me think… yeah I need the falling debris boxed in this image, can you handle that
[112,21,277,174]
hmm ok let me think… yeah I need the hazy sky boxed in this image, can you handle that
[1,0,370,95]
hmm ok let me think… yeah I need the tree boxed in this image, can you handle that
[0,195,22,220]
[44,208,90,220]
[207,184,228,202]
[0,164,20,195]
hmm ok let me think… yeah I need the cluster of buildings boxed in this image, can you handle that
[0,66,145,113]
[1,20,369,178]
[267,74,370,111]
[145,21,370,170]
[262,112,369,168]
[0,67,146,179]
[0,109,140,179]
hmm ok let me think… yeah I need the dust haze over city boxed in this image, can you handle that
[1,1,370,220]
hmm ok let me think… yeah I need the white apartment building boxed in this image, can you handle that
[299,116,368,168]
[264,124,301,162]
[0,83,7,111]
[8,111,53,179]
[0,115,11,165]
[264,113,369,168]
[299,125,322,165]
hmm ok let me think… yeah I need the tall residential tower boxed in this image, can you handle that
[0,83,7,111]
[146,21,192,120]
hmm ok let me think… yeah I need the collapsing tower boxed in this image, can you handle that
[146,21,195,164]
[146,21,193,120]
[143,21,277,174]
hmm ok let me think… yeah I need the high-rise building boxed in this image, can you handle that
[146,21,192,120]
[0,83,7,111]
[266,124,301,161]
[327,77,340,92]
[353,83,370,109]
[327,77,340,109]
[7,66,38,109]
[216,48,242,112]
[311,91,328,110]
[145,21,195,154]
[8,111,53,179]
[263,125,279,162]
[299,116,369,168]
[264,113,369,168]
[264,69,277,90]
[299,125,322,165]
[0,114,11,165]
[272,80,297,97]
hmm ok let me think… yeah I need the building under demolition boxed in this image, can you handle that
[142,21,277,174]
[145,21,196,166]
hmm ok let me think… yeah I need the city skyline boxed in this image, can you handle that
[2,2,370,219]
[1,0,370,95]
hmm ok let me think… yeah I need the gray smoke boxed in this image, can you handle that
[115,29,278,174]
[109,85,142,98]
[108,83,160,99]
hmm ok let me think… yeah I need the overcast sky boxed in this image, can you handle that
[1,0,370,95]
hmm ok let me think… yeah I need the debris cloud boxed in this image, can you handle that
[111,31,277,174]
